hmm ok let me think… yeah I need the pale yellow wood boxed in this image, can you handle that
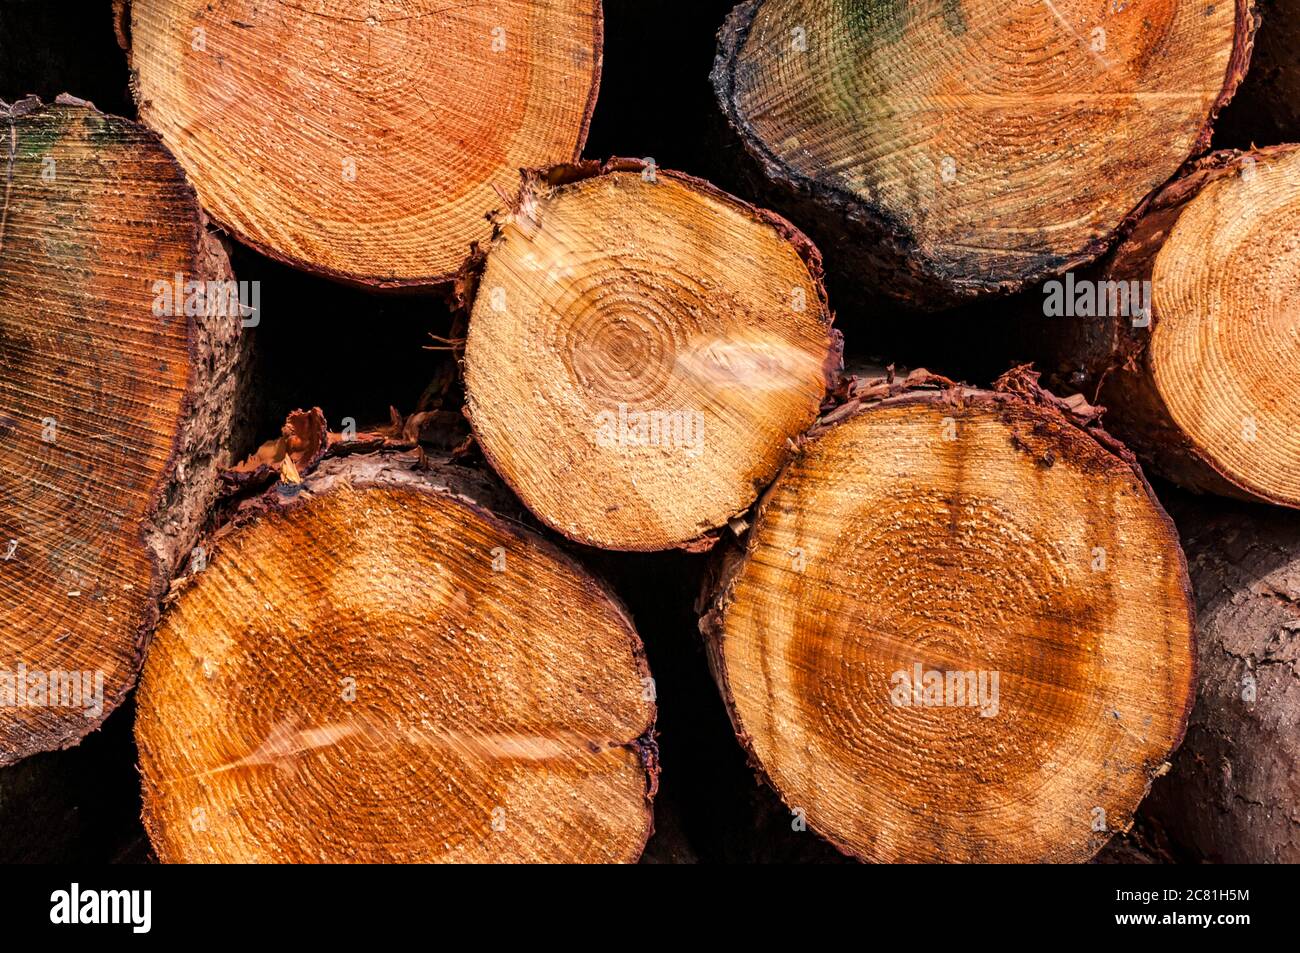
[464,167,838,550]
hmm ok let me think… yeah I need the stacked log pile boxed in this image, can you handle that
[2,0,1297,865]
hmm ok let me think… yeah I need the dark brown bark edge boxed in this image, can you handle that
[0,95,251,764]
[1139,493,1300,862]
[697,365,1196,862]
[709,0,1258,311]
[161,422,661,857]
[1034,145,1299,507]
[460,156,844,554]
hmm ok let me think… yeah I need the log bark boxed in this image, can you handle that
[1140,494,1300,863]
[1033,145,1300,509]
[711,0,1257,310]
[698,367,1195,862]
[114,0,603,289]
[0,96,250,766]
[135,446,659,863]
[462,158,842,552]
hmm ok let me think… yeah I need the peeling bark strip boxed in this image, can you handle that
[462,159,843,552]
[711,0,1256,309]
[1036,145,1300,509]
[0,96,249,766]
[114,0,603,288]
[1142,495,1300,864]
[136,447,659,863]
[698,367,1195,863]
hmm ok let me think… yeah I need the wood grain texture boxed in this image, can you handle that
[1038,145,1300,508]
[137,450,658,863]
[700,370,1195,862]
[463,159,841,552]
[0,96,248,765]
[712,0,1256,308]
[117,0,603,287]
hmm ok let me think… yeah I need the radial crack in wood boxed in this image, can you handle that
[136,450,658,863]
[463,159,841,552]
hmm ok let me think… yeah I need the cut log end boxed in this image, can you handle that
[0,97,246,765]
[702,383,1195,862]
[136,451,657,863]
[118,0,603,287]
[1145,146,1300,507]
[463,161,840,552]
[713,0,1254,306]
[1043,145,1300,508]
